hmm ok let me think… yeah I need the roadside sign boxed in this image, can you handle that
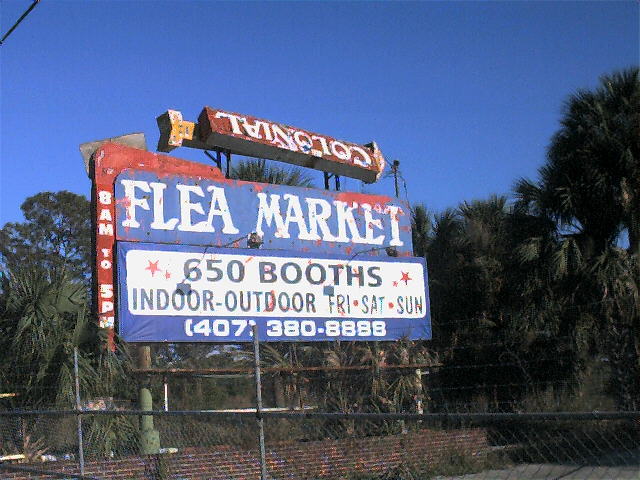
[91,142,222,347]
[90,139,429,346]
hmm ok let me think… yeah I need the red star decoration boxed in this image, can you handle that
[400,271,412,285]
[392,281,398,287]
[164,271,171,279]
[145,260,160,277]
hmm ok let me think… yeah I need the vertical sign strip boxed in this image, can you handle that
[91,143,224,350]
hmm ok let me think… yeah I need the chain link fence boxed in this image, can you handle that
[1,338,639,480]
[1,409,638,479]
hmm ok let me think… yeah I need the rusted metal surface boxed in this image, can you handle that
[157,107,386,183]
[156,110,195,151]
[79,133,147,175]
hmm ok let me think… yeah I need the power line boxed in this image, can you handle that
[0,0,41,46]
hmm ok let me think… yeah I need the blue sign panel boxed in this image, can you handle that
[117,242,431,342]
[114,170,413,256]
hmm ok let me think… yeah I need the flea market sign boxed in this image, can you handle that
[89,143,429,344]
[115,170,410,254]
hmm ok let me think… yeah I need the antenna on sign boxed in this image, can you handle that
[384,159,408,200]
[391,160,400,198]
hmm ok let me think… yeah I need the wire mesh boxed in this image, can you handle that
[0,411,638,479]
[1,332,638,479]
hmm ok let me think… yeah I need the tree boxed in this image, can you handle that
[415,192,602,412]
[521,68,639,256]
[0,191,92,281]
[0,265,137,456]
[411,204,432,258]
[514,67,640,410]
[0,266,131,409]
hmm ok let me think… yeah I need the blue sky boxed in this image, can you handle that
[1,0,638,225]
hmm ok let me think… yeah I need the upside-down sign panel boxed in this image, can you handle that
[117,243,430,342]
[157,108,386,183]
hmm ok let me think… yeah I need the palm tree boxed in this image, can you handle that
[513,67,640,410]
[520,68,639,256]
[411,204,432,258]
[1,267,91,407]
[0,265,136,456]
[230,158,315,187]
[0,266,133,405]
[423,195,589,411]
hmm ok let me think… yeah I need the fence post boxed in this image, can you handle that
[73,347,85,476]
[416,368,424,414]
[137,345,160,455]
[163,375,169,412]
[252,324,268,480]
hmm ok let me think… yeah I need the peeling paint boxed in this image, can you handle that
[91,143,224,349]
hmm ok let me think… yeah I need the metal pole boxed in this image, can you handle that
[416,368,423,414]
[225,151,231,179]
[392,160,400,198]
[73,348,85,476]
[203,150,222,171]
[324,172,330,190]
[138,345,160,454]
[252,324,268,480]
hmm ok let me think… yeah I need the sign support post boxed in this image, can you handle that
[163,376,169,412]
[252,324,268,480]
